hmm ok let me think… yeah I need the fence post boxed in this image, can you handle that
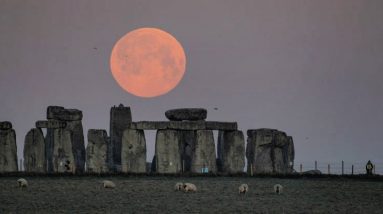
[300,164,302,173]
[352,165,354,175]
[328,164,330,174]
[342,160,344,175]
[315,161,317,170]
[373,164,376,174]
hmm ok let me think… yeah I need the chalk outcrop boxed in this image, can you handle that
[246,129,295,174]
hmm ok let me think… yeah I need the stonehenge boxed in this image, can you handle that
[165,108,207,121]
[109,104,132,172]
[217,130,245,174]
[1,106,296,175]
[0,121,18,172]
[121,129,146,173]
[23,128,45,172]
[246,129,295,174]
[86,129,108,173]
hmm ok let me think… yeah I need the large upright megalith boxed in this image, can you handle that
[121,129,146,173]
[46,106,85,173]
[109,104,132,172]
[155,130,181,173]
[52,128,75,173]
[86,129,108,173]
[179,130,196,172]
[217,130,245,174]
[191,130,217,173]
[0,121,18,172]
[24,128,45,172]
[246,129,295,174]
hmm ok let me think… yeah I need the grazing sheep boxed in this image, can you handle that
[238,184,248,194]
[183,183,197,192]
[17,178,28,188]
[102,180,116,189]
[274,184,283,194]
[175,182,184,191]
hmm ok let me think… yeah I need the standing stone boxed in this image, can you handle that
[86,129,108,173]
[109,104,132,172]
[246,129,295,174]
[65,120,85,173]
[179,130,196,172]
[155,130,181,173]
[121,129,146,173]
[191,130,217,173]
[23,128,45,172]
[0,121,12,130]
[45,106,85,173]
[0,124,18,172]
[52,129,75,173]
[217,130,245,174]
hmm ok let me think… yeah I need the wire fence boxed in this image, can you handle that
[295,161,383,175]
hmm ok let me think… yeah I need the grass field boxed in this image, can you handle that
[1,175,382,213]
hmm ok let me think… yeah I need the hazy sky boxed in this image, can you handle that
[1,0,382,173]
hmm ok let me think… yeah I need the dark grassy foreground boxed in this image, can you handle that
[1,175,383,213]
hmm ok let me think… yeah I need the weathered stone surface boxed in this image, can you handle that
[0,121,12,130]
[86,129,108,173]
[130,121,236,130]
[23,128,45,172]
[52,129,75,173]
[165,108,207,121]
[179,130,196,172]
[217,130,245,173]
[47,106,83,121]
[246,129,295,174]
[130,121,168,130]
[109,104,132,172]
[65,120,85,173]
[36,120,66,129]
[121,129,146,173]
[0,128,18,172]
[167,121,206,130]
[191,130,217,173]
[155,130,181,173]
[205,121,237,130]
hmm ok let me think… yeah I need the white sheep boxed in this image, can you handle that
[175,182,184,191]
[17,178,28,188]
[102,180,116,189]
[183,183,197,192]
[274,184,283,194]
[238,184,248,194]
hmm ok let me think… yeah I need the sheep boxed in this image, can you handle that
[175,182,184,191]
[238,184,248,194]
[274,184,283,194]
[102,180,116,189]
[17,178,28,188]
[183,183,197,192]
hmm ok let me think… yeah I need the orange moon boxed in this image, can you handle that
[110,28,186,97]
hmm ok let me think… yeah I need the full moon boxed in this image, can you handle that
[110,28,186,97]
